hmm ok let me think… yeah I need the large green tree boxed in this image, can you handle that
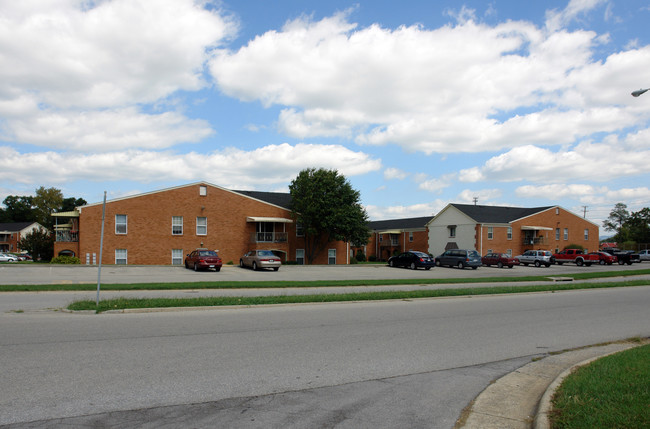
[602,203,630,241]
[0,195,35,223]
[32,186,64,229]
[289,168,370,264]
[18,228,54,261]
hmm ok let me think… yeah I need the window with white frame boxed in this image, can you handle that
[448,225,456,238]
[487,226,493,240]
[296,222,304,237]
[409,232,414,242]
[115,214,127,234]
[196,217,207,235]
[115,249,127,265]
[171,249,183,265]
[584,229,589,240]
[199,185,207,196]
[564,228,568,240]
[296,249,304,265]
[556,228,560,240]
[507,227,512,240]
[507,249,512,256]
[328,249,336,265]
[172,216,183,235]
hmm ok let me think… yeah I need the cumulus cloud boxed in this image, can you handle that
[365,200,447,220]
[516,184,650,206]
[384,167,408,180]
[0,143,381,188]
[209,4,650,154]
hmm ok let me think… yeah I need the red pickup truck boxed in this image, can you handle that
[553,249,599,266]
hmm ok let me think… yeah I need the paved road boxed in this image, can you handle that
[2,286,649,428]
[1,261,648,285]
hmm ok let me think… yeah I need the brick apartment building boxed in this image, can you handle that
[353,216,431,261]
[0,222,45,253]
[427,204,600,257]
[53,182,349,265]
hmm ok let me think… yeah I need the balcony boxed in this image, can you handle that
[250,232,288,243]
[56,231,79,242]
[522,236,547,246]
[380,238,400,247]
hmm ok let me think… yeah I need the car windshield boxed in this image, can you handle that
[412,251,428,257]
[198,250,217,256]
[257,250,275,257]
[468,250,480,258]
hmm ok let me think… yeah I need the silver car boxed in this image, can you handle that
[240,250,282,271]
[639,250,650,262]
[0,253,17,262]
[515,250,554,267]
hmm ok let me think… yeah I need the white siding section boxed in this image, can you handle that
[428,206,477,256]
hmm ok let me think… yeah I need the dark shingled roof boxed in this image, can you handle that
[232,190,293,210]
[368,216,432,231]
[450,204,555,223]
[0,222,38,232]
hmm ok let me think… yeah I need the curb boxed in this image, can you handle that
[457,340,646,429]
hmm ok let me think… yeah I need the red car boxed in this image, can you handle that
[589,251,617,265]
[184,249,223,272]
[481,252,518,268]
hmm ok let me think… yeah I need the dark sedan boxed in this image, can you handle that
[481,252,518,268]
[184,249,223,272]
[388,251,435,270]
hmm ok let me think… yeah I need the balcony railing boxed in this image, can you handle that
[56,231,79,242]
[380,239,400,247]
[250,232,288,243]
[522,237,546,246]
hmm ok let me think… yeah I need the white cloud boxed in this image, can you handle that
[456,189,503,204]
[384,167,408,180]
[0,143,381,188]
[460,141,650,183]
[209,6,649,154]
[366,200,446,220]
[516,184,650,206]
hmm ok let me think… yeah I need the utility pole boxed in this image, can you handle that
[473,197,479,206]
[582,206,588,218]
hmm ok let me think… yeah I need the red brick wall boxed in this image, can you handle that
[476,207,599,256]
[77,184,349,265]
[353,229,428,261]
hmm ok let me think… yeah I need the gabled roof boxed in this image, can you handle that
[0,222,42,233]
[368,216,432,232]
[449,204,555,224]
[232,190,292,210]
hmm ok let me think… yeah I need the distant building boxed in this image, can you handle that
[427,204,600,257]
[52,182,350,265]
[353,216,432,261]
[0,222,45,253]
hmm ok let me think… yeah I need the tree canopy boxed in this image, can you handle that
[602,203,650,244]
[1,187,87,229]
[289,168,370,264]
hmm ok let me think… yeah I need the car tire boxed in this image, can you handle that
[508,265,514,268]
[425,267,431,270]
[215,267,221,272]
[497,262,503,268]
[472,266,478,270]
[273,267,279,271]
[599,260,605,265]
[194,263,199,272]
[389,260,395,268]
[410,262,417,270]
[457,261,464,269]
[534,260,541,267]
[240,259,245,268]
[618,260,625,265]
[576,259,584,266]
[253,262,258,271]
[435,260,441,267]
[185,261,189,269]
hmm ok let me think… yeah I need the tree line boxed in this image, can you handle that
[603,203,650,245]
[0,186,86,230]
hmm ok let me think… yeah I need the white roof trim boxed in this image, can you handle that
[246,217,293,223]
[521,225,554,231]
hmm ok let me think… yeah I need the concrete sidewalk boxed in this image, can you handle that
[457,340,646,428]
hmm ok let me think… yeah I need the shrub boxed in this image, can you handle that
[564,244,585,251]
[355,250,366,262]
[368,255,376,262]
[50,255,81,264]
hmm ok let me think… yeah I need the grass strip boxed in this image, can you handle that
[66,279,650,312]
[4,268,650,292]
[550,343,650,428]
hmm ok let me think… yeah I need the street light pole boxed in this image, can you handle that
[631,88,649,97]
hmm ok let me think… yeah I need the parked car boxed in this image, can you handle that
[435,249,481,269]
[0,253,17,262]
[240,250,282,271]
[600,248,640,265]
[184,249,222,272]
[515,250,554,267]
[481,252,518,268]
[638,249,650,262]
[388,251,435,270]
[553,249,599,266]
[588,251,617,265]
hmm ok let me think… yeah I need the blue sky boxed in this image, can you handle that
[1,0,649,229]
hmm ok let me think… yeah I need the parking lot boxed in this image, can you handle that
[0,261,648,285]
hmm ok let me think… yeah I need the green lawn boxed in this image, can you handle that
[550,343,650,428]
